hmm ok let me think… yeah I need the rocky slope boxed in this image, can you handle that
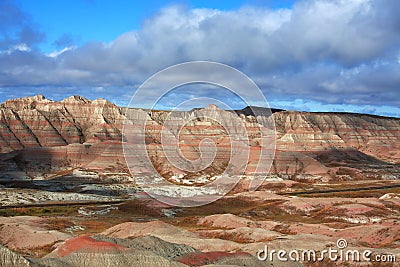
[0,244,32,267]
[0,94,124,152]
[0,95,399,182]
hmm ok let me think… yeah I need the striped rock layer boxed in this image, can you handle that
[0,95,399,181]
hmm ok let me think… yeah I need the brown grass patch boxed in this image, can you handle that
[44,217,74,231]
[0,205,79,217]
[176,196,259,217]
[11,241,59,258]
[78,220,111,235]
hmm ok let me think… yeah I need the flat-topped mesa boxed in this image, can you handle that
[273,111,400,158]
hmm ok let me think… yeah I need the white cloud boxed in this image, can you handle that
[46,46,76,58]
[1,0,400,116]
[0,43,31,54]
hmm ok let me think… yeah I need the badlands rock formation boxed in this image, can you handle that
[0,244,32,267]
[0,216,70,252]
[0,95,399,182]
[1,95,399,266]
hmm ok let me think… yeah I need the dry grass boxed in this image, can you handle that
[44,217,74,231]
[176,196,274,218]
[287,186,400,198]
[0,205,79,217]
[11,241,59,258]
[44,168,76,180]
[78,220,112,235]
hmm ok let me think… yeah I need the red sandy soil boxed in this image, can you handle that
[49,236,129,257]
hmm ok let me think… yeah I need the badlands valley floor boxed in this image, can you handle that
[0,172,400,267]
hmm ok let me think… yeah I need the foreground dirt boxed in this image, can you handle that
[0,186,399,266]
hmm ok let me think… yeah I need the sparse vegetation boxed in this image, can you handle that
[0,206,79,217]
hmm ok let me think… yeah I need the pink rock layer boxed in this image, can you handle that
[1,95,399,180]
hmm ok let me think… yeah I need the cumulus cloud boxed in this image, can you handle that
[0,0,400,116]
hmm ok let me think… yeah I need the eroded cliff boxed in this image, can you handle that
[0,95,399,182]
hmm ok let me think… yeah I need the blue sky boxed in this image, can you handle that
[1,0,400,117]
[18,0,295,54]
